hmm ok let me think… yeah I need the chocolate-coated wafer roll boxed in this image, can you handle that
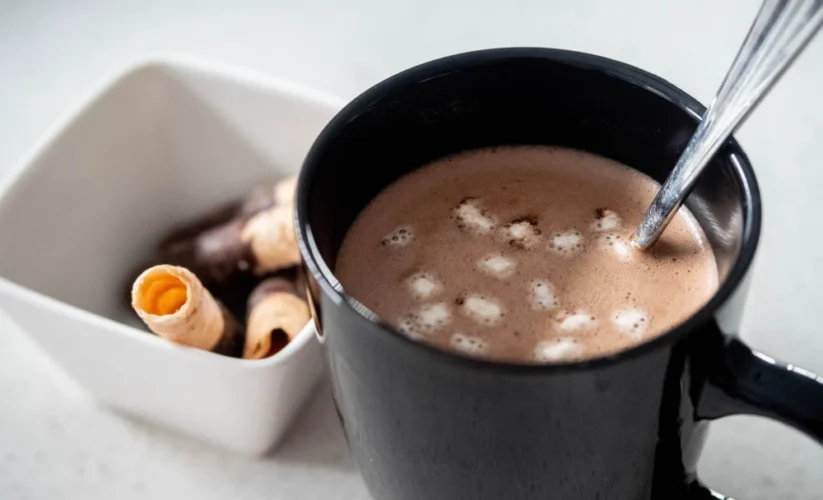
[132,265,244,357]
[157,204,300,283]
[238,176,298,219]
[244,277,310,359]
[240,203,301,275]
[161,176,296,248]
[157,178,300,284]
[158,219,248,284]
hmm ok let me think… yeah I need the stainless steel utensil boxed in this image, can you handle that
[633,0,823,249]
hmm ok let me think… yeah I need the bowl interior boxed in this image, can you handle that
[0,61,338,325]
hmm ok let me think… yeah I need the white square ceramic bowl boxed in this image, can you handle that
[0,56,345,456]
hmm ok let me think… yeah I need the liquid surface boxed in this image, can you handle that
[335,146,718,363]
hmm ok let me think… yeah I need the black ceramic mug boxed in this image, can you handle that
[295,48,823,500]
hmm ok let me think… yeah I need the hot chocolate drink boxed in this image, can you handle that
[334,146,718,363]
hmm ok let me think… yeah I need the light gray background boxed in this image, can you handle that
[1,0,821,499]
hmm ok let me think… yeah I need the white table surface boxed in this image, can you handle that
[1,0,822,498]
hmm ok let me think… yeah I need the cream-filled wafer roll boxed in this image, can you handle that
[244,277,310,359]
[132,265,244,357]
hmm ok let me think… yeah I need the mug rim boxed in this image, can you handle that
[296,47,762,373]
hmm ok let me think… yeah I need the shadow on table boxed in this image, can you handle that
[273,378,357,472]
[100,374,357,473]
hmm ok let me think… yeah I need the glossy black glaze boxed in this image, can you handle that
[296,49,823,500]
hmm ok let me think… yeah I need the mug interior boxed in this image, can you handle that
[298,48,760,355]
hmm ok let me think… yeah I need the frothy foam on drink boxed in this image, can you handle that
[612,308,649,339]
[397,316,421,339]
[450,333,488,356]
[503,217,541,249]
[591,208,622,232]
[478,254,517,278]
[530,280,560,310]
[382,225,414,247]
[534,338,583,362]
[417,303,452,332]
[336,146,719,364]
[407,271,442,300]
[454,198,496,233]
[549,230,583,256]
[556,311,597,332]
[599,233,634,262]
[397,302,452,338]
[460,295,504,326]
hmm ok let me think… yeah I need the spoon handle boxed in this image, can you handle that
[632,0,823,250]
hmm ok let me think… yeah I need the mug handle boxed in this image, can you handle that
[688,336,823,499]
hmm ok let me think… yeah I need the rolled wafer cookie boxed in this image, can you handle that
[158,177,300,283]
[244,277,310,359]
[239,176,298,218]
[158,219,247,284]
[241,202,301,275]
[132,265,244,357]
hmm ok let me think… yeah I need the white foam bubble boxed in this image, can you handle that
[529,280,560,310]
[478,254,517,278]
[534,338,583,362]
[396,302,452,338]
[450,333,488,356]
[382,225,414,247]
[556,310,597,332]
[417,302,452,332]
[591,209,622,232]
[598,233,635,262]
[454,198,496,233]
[549,230,584,256]
[612,308,649,339]
[503,219,541,249]
[407,272,442,300]
[461,295,504,326]
[397,315,422,340]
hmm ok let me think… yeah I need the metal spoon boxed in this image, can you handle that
[632,0,823,250]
